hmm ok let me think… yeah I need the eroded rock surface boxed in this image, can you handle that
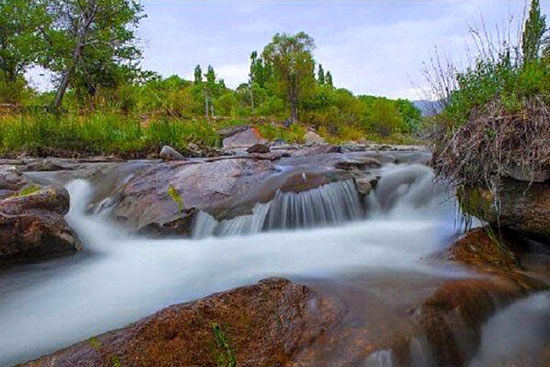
[22,278,342,367]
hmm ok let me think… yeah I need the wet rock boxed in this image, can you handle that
[159,145,184,161]
[246,143,270,154]
[304,130,326,145]
[23,158,76,172]
[354,172,379,195]
[462,180,550,242]
[449,227,521,272]
[0,185,82,263]
[414,278,532,367]
[220,126,264,149]
[88,157,353,235]
[22,278,342,367]
[334,157,381,170]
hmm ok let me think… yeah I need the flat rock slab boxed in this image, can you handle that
[21,278,342,367]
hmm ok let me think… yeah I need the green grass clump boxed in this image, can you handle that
[12,184,41,197]
[211,323,236,367]
[167,184,184,214]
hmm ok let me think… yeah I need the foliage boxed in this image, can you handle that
[522,0,546,64]
[262,32,316,121]
[429,0,550,194]
[0,10,424,156]
[168,185,184,214]
[43,0,145,108]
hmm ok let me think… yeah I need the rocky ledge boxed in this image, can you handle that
[21,278,342,367]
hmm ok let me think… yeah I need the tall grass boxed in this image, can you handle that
[0,112,220,157]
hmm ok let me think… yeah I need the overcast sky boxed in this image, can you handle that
[29,1,550,100]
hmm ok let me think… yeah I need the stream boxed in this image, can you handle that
[0,163,548,366]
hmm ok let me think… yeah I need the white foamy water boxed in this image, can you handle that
[0,165,464,365]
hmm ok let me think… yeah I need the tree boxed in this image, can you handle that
[317,64,325,84]
[262,32,316,121]
[0,0,48,102]
[522,0,546,63]
[325,71,333,87]
[194,64,203,84]
[44,0,144,110]
[368,98,405,137]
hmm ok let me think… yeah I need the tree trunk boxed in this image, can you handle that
[53,67,74,110]
[52,11,90,111]
[290,93,298,122]
[205,96,209,118]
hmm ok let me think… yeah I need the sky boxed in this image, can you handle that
[28,1,550,100]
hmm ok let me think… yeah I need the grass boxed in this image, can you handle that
[0,112,221,158]
[211,323,236,367]
[12,184,41,197]
[168,184,184,214]
[0,109,423,158]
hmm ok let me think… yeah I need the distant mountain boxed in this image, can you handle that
[413,100,444,117]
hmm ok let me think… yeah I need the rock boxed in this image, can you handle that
[461,180,550,242]
[23,278,342,367]
[304,130,325,145]
[334,157,381,170]
[506,164,549,183]
[272,138,286,146]
[159,145,184,161]
[282,118,293,128]
[23,158,76,172]
[220,126,264,149]
[87,156,353,235]
[353,172,379,195]
[449,227,521,272]
[413,278,522,367]
[246,143,270,154]
[0,166,29,191]
[0,185,82,263]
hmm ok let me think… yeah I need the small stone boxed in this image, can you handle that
[160,145,184,161]
[247,143,270,154]
[304,131,326,145]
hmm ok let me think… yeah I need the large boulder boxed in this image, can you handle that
[461,180,550,242]
[219,126,264,149]
[22,278,341,367]
[0,185,82,263]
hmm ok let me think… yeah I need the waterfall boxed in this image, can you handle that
[192,179,363,238]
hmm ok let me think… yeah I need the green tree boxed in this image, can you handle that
[262,32,316,121]
[325,71,333,87]
[0,0,49,102]
[317,64,325,84]
[45,0,144,109]
[522,0,546,63]
[368,98,405,136]
[194,64,203,84]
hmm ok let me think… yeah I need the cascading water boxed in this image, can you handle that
[1,163,537,367]
[192,179,363,238]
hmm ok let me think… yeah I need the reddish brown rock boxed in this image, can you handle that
[22,278,342,367]
[0,185,82,263]
[449,227,520,272]
[414,278,528,367]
